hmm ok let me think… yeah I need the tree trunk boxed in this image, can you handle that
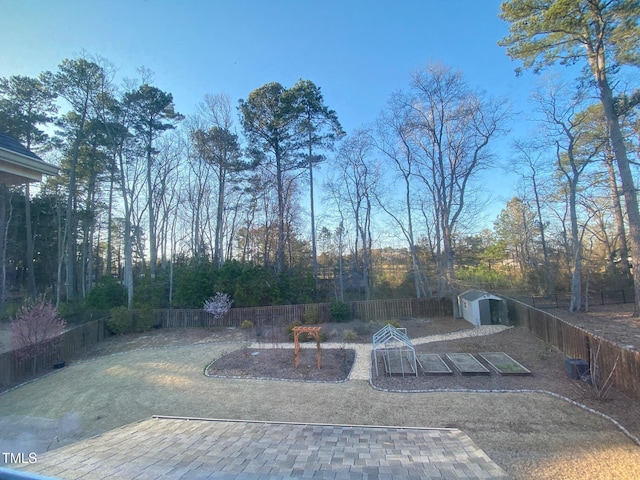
[531,175,553,296]
[214,168,226,269]
[275,151,285,274]
[604,148,631,277]
[146,143,157,279]
[65,140,80,301]
[118,151,134,309]
[106,168,115,277]
[0,187,7,304]
[442,220,458,318]
[55,197,65,307]
[589,47,640,316]
[24,183,36,299]
[569,180,582,312]
[405,175,429,298]
[309,152,318,288]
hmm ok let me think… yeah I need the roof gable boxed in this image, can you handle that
[459,289,502,302]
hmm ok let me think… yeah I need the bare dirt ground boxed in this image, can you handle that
[542,303,640,351]
[1,315,640,479]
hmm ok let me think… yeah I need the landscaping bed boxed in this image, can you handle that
[206,347,356,382]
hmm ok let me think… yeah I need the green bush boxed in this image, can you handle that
[240,320,254,330]
[0,300,22,321]
[303,304,320,324]
[135,306,156,332]
[107,306,156,335]
[107,306,134,335]
[342,329,358,341]
[330,301,350,322]
[172,262,217,308]
[133,273,170,309]
[85,277,126,310]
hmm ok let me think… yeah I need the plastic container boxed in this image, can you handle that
[565,357,589,380]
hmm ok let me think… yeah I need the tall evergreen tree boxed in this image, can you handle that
[0,74,57,299]
[289,79,344,287]
[500,0,640,314]
[239,82,303,274]
[124,83,183,279]
[53,58,105,301]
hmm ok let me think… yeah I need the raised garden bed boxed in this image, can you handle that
[479,352,531,376]
[416,354,453,375]
[445,353,490,376]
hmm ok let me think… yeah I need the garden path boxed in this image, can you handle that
[249,324,510,380]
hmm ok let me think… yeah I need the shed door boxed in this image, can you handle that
[478,299,491,325]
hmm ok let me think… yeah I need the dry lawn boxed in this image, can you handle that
[1,319,639,479]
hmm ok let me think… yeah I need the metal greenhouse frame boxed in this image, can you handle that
[372,324,418,377]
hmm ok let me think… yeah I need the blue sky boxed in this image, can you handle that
[0,0,544,225]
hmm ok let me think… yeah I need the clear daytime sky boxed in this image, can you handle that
[0,0,545,226]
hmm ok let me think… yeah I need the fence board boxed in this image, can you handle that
[1,318,107,388]
[158,298,452,328]
[505,297,640,402]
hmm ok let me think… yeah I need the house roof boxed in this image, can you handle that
[459,289,502,302]
[0,130,58,185]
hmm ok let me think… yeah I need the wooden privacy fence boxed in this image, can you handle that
[0,318,107,388]
[505,297,640,402]
[155,297,453,328]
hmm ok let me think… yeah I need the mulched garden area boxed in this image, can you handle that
[207,325,640,442]
[206,347,356,382]
[372,327,566,392]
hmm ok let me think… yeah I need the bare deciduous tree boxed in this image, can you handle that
[407,63,509,316]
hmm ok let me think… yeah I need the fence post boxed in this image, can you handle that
[622,289,626,304]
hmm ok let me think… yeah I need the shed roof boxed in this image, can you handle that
[458,289,502,302]
[0,130,58,185]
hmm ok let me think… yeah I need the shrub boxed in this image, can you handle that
[240,320,254,330]
[342,329,358,342]
[107,306,134,335]
[135,306,156,332]
[172,262,217,308]
[303,304,320,324]
[330,301,350,322]
[85,277,126,310]
[388,320,401,329]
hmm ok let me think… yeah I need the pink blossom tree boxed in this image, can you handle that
[11,297,66,374]
[203,292,233,323]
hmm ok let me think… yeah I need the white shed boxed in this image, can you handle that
[458,290,507,327]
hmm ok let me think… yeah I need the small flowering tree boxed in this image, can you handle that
[203,292,233,322]
[11,297,66,374]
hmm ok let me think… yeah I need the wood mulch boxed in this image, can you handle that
[206,348,356,382]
